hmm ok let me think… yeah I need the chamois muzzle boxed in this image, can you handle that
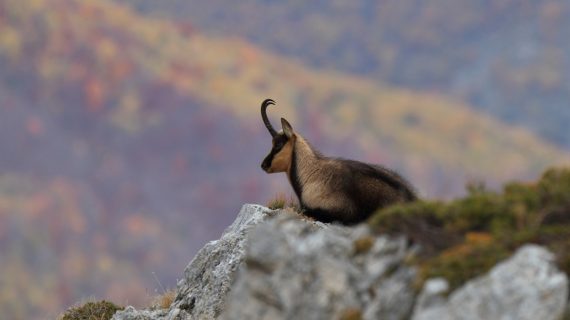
[261,98,278,137]
[261,157,271,172]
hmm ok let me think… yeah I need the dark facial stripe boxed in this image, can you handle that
[263,134,289,170]
[273,135,288,151]
[288,146,304,206]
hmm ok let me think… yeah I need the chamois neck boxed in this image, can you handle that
[288,135,324,187]
[294,135,321,163]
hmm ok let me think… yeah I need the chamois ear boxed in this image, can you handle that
[281,118,294,138]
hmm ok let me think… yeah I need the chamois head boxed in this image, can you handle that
[260,99,295,174]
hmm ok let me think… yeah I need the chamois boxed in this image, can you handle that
[260,98,417,225]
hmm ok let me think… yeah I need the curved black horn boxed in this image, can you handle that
[261,98,278,137]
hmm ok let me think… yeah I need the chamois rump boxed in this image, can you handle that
[260,99,417,225]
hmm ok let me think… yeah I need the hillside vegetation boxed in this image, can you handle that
[1,0,569,319]
[118,0,570,148]
[371,167,570,290]
[1,0,567,191]
[60,167,570,319]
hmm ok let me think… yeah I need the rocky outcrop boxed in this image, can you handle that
[220,209,416,320]
[412,245,569,320]
[172,204,276,319]
[112,204,569,320]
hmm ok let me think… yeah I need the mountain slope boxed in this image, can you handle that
[0,0,569,319]
[105,2,570,188]
[115,0,570,149]
[3,0,566,189]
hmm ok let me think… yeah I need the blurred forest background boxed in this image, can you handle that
[1,0,569,319]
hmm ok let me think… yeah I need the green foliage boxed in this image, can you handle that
[60,301,123,320]
[1,0,569,318]
[421,244,511,290]
[370,167,570,290]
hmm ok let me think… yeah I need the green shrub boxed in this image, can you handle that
[60,301,123,320]
[369,167,570,290]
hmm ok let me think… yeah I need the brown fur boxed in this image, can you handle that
[268,138,294,173]
[260,102,417,225]
[289,136,355,216]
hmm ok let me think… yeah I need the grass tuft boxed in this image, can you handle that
[150,289,177,310]
[60,300,123,320]
[267,193,300,211]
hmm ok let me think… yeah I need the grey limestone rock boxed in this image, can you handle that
[113,204,276,320]
[113,205,569,320]
[413,245,569,320]
[170,204,276,319]
[220,212,417,320]
[112,306,169,320]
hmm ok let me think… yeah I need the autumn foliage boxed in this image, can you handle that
[0,0,569,319]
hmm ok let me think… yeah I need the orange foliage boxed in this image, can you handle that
[111,60,134,81]
[26,116,45,136]
[465,232,493,246]
[240,45,259,65]
[1,1,569,319]
[85,78,106,112]
[123,214,160,236]
[441,232,494,258]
